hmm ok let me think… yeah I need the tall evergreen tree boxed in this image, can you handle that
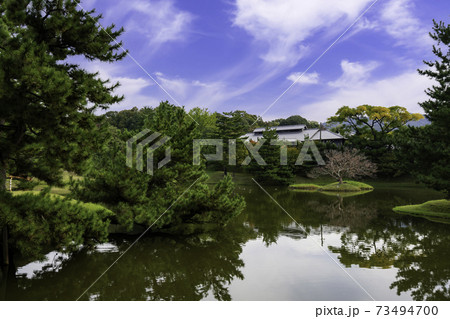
[249,129,294,185]
[0,0,126,189]
[0,0,125,264]
[403,20,450,195]
[104,107,154,133]
[215,111,260,175]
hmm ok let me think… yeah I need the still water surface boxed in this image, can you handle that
[1,183,449,300]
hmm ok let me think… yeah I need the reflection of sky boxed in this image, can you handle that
[16,233,412,300]
[16,243,119,280]
[208,234,411,301]
[16,251,69,279]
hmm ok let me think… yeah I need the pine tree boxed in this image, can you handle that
[0,0,125,264]
[403,20,450,195]
[215,111,260,175]
[71,102,246,233]
[0,190,112,260]
[0,0,126,188]
[249,129,294,185]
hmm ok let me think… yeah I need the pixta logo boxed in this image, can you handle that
[193,139,325,166]
[127,133,325,175]
[126,129,171,175]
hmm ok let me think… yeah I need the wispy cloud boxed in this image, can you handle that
[232,0,374,66]
[379,0,431,49]
[287,72,320,85]
[106,0,194,49]
[86,62,158,110]
[78,0,438,120]
[153,67,282,111]
[154,72,227,108]
[301,69,432,121]
[329,60,379,88]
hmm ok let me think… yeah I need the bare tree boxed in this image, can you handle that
[310,149,377,184]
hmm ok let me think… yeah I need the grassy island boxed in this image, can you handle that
[289,180,374,193]
[393,199,450,222]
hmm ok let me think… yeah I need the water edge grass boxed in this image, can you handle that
[289,180,374,193]
[393,199,450,222]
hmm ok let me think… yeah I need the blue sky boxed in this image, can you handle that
[80,0,449,121]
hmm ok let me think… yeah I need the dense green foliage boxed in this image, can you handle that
[0,0,126,186]
[0,190,111,259]
[266,115,319,128]
[0,0,128,264]
[188,107,218,138]
[328,105,423,176]
[100,106,341,183]
[0,1,246,263]
[214,110,260,174]
[71,102,246,233]
[248,129,294,185]
[104,107,154,133]
[395,21,450,196]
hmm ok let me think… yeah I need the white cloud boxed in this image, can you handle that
[154,72,227,108]
[153,69,282,110]
[340,16,378,41]
[379,0,431,49]
[112,77,158,109]
[329,60,379,88]
[107,0,194,48]
[85,62,158,111]
[287,72,320,85]
[301,70,432,121]
[232,0,373,65]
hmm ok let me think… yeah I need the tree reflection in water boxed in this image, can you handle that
[245,186,450,300]
[322,193,450,301]
[1,224,256,301]
[1,185,448,300]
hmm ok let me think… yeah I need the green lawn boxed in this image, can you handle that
[320,182,362,192]
[6,170,81,195]
[289,180,374,193]
[393,199,450,221]
[321,181,374,191]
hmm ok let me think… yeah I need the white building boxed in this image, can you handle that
[241,124,345,145]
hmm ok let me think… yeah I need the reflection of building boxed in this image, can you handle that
[241,125,345,145]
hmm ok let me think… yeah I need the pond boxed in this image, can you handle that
[1,183,449,301]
